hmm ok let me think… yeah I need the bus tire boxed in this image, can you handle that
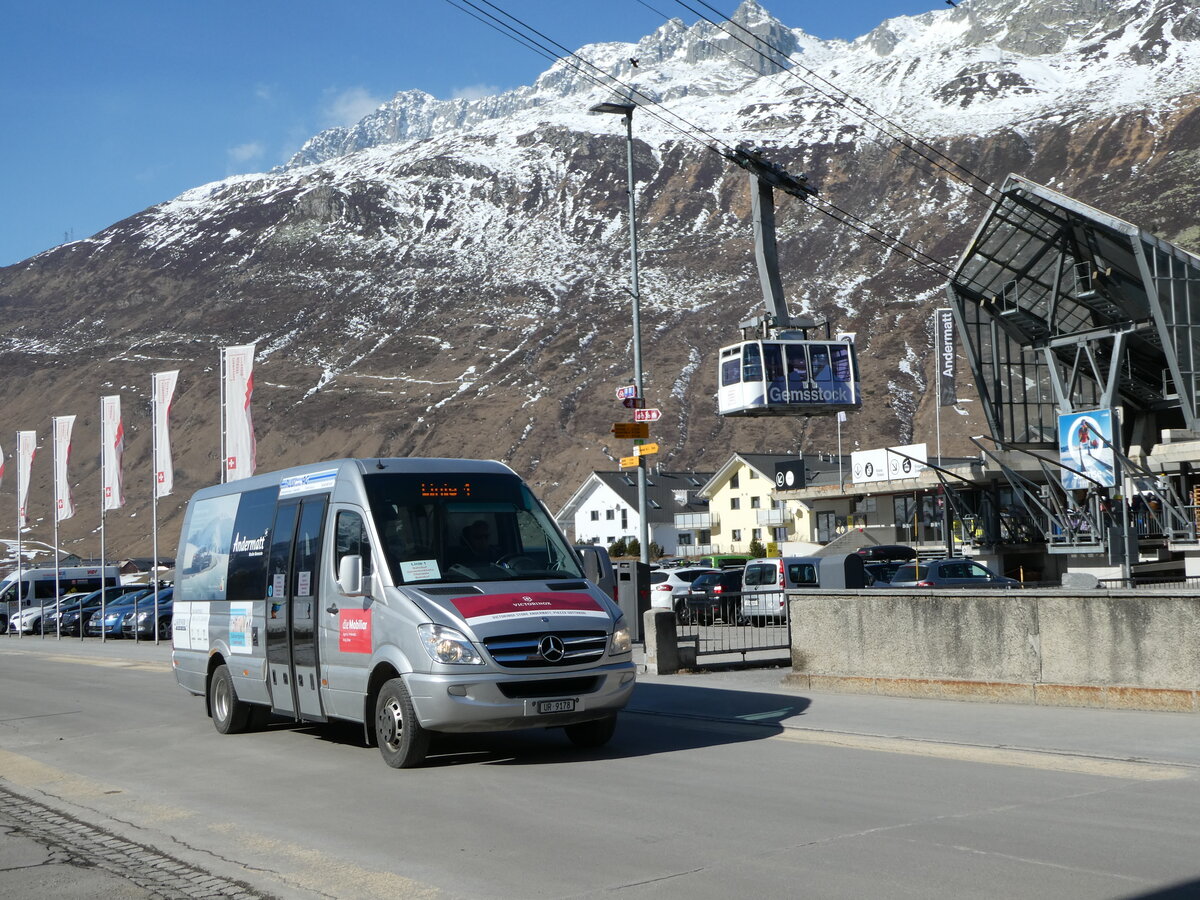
[210,664,251,734]
[564,714,617,748]
[375,678,429,768]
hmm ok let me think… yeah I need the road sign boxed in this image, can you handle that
[615,385,638,400]
[612,422,649,439]
[619,455,641,469]
[633,408,661,423]
[633,443,659,457]
[622,397,646,409]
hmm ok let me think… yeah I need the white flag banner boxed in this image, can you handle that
[0,441,4,489]
[53,415,76,521]
[101,395,125,510]
[153,370,179,498]
[223,344,257,482]
[17,431,36,527]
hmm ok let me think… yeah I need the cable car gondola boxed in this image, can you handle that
[718,338,862,417]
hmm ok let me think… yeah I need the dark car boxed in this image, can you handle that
[855,545,916,562]
[684,569,744,625]
[47,585,147,636]
[888,558,1020,588]
[86,588,156,638]
[864,561,908,586]
[120,588,174,640]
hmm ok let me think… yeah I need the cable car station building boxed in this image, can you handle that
[774,176,1200,585]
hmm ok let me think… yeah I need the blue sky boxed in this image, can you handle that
[0,1,943,267]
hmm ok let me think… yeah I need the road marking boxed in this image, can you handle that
[626,711,1191,781]
[0,647,170,672]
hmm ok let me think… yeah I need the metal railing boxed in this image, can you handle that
[675,589,790,661]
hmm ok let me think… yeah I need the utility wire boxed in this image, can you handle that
[440,0,966,284]
[632,0,975,201]
[667,0,998,200]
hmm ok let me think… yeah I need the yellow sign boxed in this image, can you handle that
[612,422,650,439]
[766,542,780,558]
[633,443,659,457]
[619,455,641,469]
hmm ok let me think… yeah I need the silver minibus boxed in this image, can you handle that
[171,458,635,768]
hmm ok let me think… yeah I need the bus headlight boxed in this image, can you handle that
[609,617,632,655]
[417,624,484,665]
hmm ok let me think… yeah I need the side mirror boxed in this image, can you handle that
[337,554,364,595]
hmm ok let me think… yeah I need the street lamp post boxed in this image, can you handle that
[590,100,649,564]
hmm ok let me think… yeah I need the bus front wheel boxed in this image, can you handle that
[375,678,429,769]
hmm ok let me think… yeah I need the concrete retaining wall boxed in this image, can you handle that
[786,589,1200,712]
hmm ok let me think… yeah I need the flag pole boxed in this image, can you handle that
[219,347,226,485]
[14,432,22,641]
[151,378,160,645]
[51,418,60,641]
[98,398,105,644]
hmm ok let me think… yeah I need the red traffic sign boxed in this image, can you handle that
[622,397,646,409]
[615,385,638,400]
[633,408,661,422]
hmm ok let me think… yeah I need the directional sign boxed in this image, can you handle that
[633,443,659,457]
[633,408,661,423]
[622,397,646,409]
[612,422,649,440]
[615,385,639,400]
[619,455,641,469]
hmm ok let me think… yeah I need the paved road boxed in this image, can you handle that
[1,636,1199,899]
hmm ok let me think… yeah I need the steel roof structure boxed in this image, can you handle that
[946,174,1200,447]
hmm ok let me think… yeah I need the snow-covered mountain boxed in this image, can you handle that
[1,0,1198,559]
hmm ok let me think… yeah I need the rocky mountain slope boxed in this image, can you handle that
[1,0,1199,560]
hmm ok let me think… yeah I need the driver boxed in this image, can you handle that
[458,520,495,564]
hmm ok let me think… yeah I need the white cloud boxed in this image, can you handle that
[254,83,274,102]
[322,87,384,127]
[451,83,499,101]
[228,142,265,163]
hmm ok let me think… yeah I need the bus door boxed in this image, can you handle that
[265,496,329,721]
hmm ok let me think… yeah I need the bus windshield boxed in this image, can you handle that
[363,472,585,585]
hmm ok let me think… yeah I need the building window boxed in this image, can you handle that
[677,533,694,546]
[621,509,628,529]
[730,473,740,489]
[606,536,615,544]
[749,470,758,479]
[699,530,711,543]
[750,496,761,509]
[606,509,615,520]
[731,529,742,542]
[773,526,788,542]
[590,510,600,521]
[752,528,762,540]
[730,498,741,510]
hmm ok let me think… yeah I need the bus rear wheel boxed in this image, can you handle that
[375,678,429,769]
[210,664,251,734]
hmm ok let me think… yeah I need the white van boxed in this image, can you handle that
[740,555,867,625]
[171,458,635,769]
[1,565,121,629]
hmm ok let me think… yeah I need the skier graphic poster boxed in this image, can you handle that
[1058,408,1116,490]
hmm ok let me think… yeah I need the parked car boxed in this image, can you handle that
[86,588,156,638]
[684,569,744,626]
[888,558,1020,588]
[8,595,89,635]
[855,545,916,563]
[121,588,174,640]
[650,567,719,621]
[45,585,148,636]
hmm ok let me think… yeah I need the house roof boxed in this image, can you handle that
[556,470,715,525]
[698,452,812,497]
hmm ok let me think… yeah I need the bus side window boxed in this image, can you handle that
[335,511,373,577]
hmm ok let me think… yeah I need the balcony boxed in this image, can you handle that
[756,508,790,526]
[675,512,719,529]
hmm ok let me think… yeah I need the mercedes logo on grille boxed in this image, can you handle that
[538,634,566,662]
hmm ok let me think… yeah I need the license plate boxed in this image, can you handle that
[536,698,576,714]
